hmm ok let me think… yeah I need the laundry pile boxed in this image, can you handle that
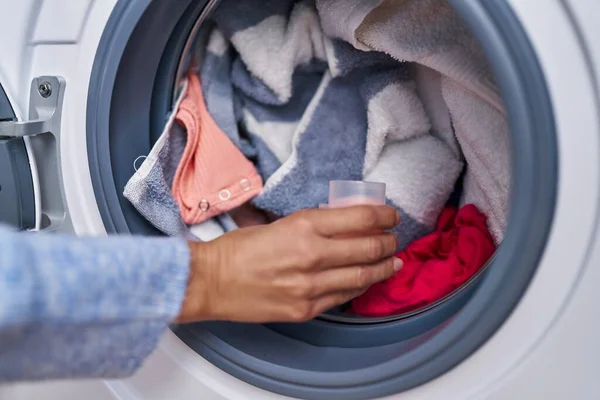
[199,0,465,249]
[124,0,510,316]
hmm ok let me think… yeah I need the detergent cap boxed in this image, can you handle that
[327,180,386,208]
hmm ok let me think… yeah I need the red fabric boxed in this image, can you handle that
[351,204,496,317]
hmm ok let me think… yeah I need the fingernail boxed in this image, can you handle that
[395,211,401,224]
[393,257,403,272]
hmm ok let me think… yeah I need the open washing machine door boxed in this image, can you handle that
[1,0,600,399]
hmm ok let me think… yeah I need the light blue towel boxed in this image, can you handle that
[201,0,463,248]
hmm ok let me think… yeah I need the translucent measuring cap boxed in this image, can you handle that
[328,180,386,208]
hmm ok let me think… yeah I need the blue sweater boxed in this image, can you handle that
[0,225,190,382]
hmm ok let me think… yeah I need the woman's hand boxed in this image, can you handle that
[177,205,402,323]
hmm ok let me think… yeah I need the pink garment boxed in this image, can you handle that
[172,72,263,224]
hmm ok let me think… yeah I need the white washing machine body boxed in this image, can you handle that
[0,0,599,399]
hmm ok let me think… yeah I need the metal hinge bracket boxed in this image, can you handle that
[0,76,71,232]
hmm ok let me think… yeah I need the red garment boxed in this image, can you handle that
[351,204,496,317]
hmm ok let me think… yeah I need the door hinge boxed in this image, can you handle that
[0,77,64,138]
[0,76,71,232]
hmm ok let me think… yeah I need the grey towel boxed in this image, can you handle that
[123,82,196,239]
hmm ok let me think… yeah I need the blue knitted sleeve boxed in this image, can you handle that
[0,225,190,382]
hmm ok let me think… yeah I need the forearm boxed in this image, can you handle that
[0,226,190,382]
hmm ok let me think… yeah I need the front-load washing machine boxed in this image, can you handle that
[0,0,599,399]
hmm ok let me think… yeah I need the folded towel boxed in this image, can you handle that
[172,71,263,224]
[202,0,464,248]
[318,0,510,242]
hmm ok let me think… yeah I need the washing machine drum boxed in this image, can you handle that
[2,0,599,399]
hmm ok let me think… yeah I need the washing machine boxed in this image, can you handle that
[0,0,599,399]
